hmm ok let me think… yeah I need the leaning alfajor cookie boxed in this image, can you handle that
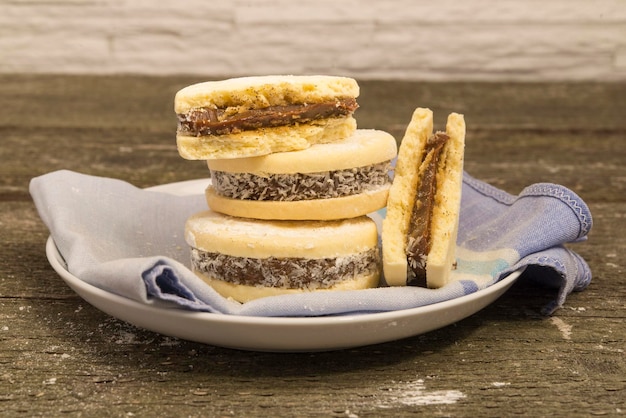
[185,210,381,302]
[382,108,465,289]
[175,75,359,160]
[205,129,397,220]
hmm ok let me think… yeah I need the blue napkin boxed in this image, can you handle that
[30,170,592,317]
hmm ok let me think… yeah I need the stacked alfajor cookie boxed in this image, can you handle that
[175,75,398,302]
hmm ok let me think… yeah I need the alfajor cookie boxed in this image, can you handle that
[205,129,397,220]
[185,210,381,302]
[175,75,359,160]
[382,108,465,288]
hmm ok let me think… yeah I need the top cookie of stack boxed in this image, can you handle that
[175,75,360,160]
[174,75,397,221]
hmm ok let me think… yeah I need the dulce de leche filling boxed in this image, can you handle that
[405,132,449,287]
[211,161,392,202]
[190,248,380,289]
[177,98,358,137]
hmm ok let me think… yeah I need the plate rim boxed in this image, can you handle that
[46,236,521,325]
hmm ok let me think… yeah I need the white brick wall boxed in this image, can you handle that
[1,0,625,81]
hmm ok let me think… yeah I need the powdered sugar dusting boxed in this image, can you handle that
[550,317,573,340]
[376,378,465,408]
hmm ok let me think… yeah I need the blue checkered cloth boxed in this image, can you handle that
[30,170,592,317]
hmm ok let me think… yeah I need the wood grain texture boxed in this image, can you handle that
[1,75,624,417]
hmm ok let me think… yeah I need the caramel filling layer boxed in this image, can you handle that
[405,132,449,287]
[210,161,391,202]
[177,98,358,137]
[190,248,380,289]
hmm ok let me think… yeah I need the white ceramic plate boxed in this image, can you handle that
[45,178,522,352]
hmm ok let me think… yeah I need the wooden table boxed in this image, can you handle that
[1,75,625,417]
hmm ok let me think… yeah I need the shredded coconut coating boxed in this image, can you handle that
[211,161,392,201]
[190,248,380,289]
